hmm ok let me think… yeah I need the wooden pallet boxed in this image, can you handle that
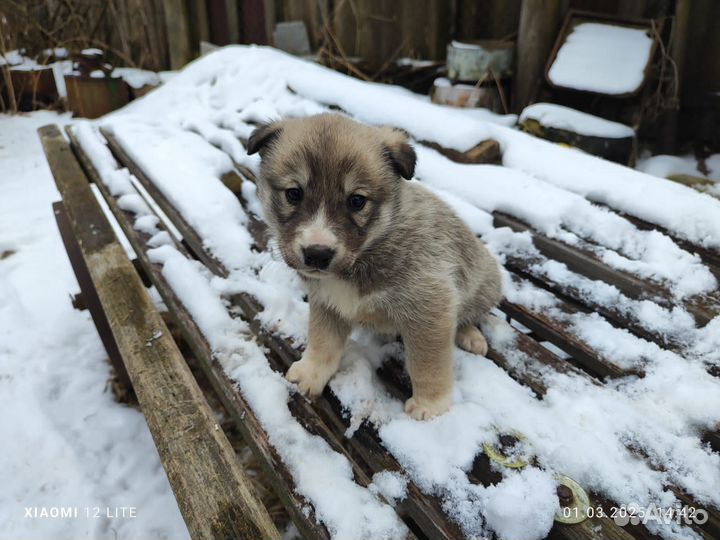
[52,119,720,540]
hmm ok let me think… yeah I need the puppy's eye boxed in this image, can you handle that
[285,187,303,204]
[347,194,367,211]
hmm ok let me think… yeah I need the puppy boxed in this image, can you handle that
[247,114,502,420]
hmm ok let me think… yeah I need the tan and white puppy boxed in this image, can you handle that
[247,114,502,420]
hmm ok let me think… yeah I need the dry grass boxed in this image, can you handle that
[0,0,168,70]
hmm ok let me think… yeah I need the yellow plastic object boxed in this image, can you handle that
[554,474,590,524]
[483,431,530,469]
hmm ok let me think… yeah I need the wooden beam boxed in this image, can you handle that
[100,128,227,276]
[499,294,642,381]
[420,139,501,164]
[513,0,564,111]
[660,0,691,153]
[40,124,279,540]
[226,0,241,43]
[53,202,133,394]
[162,0,195,69]
[493,212,717,327]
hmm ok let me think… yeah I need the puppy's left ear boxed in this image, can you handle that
[247,122,282,156]
[380,127,416,180]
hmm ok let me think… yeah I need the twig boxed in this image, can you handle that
[490,68,509,115]
[318,1,371,81]
[0,31,18,113]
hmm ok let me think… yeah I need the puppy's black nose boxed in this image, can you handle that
[303,245,335,270]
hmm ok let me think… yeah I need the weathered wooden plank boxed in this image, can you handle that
[99,127,227,276]
[41,124,279,540]
[500,295,641,381]
[53,201,133,393]
[419,139,501,164]
[501,249,685,351]
[66,125,331,540]
[162,0,195,69]
[614,207,720,291]
[513,0,563,110]
[493,212,716,326]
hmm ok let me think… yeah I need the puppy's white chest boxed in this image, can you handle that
[313,277,365,320]
[310,278,396,333]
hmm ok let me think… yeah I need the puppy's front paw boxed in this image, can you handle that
[286,358,335,397]
[404,394,452,420]
[456,325,488,356]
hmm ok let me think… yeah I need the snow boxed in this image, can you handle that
[0,112,188,540]
[299,67,720,249]
[494,126,720,251]
[0,49,26,65]
[482,469,558,540]
[548,22,653,95]
[100,45,720,254]
[450,40,484,50]
[43,47,69,59]
[638,153,704,179]
[52,62,70,98]
[369,471,408,505]
[112,68,161,89]
[520,102,634,138]
[637,152,720,185]
[415,146,716,299]
[71,45,720,540]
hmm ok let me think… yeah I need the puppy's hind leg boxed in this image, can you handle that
[456,324,488,356]
[287,301,350,397]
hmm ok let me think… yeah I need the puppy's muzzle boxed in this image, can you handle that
[302,245,335,270]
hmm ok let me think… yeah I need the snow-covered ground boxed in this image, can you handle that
[0,112,188,540]
[66,46,720,540]
[637,152,720,181]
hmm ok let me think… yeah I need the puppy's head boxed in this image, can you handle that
[247,113,415,279]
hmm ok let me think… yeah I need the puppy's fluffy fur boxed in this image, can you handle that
[248,114,502,419]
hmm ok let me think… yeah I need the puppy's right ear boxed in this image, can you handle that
[378,126,416,180]
[247,122,282,156]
